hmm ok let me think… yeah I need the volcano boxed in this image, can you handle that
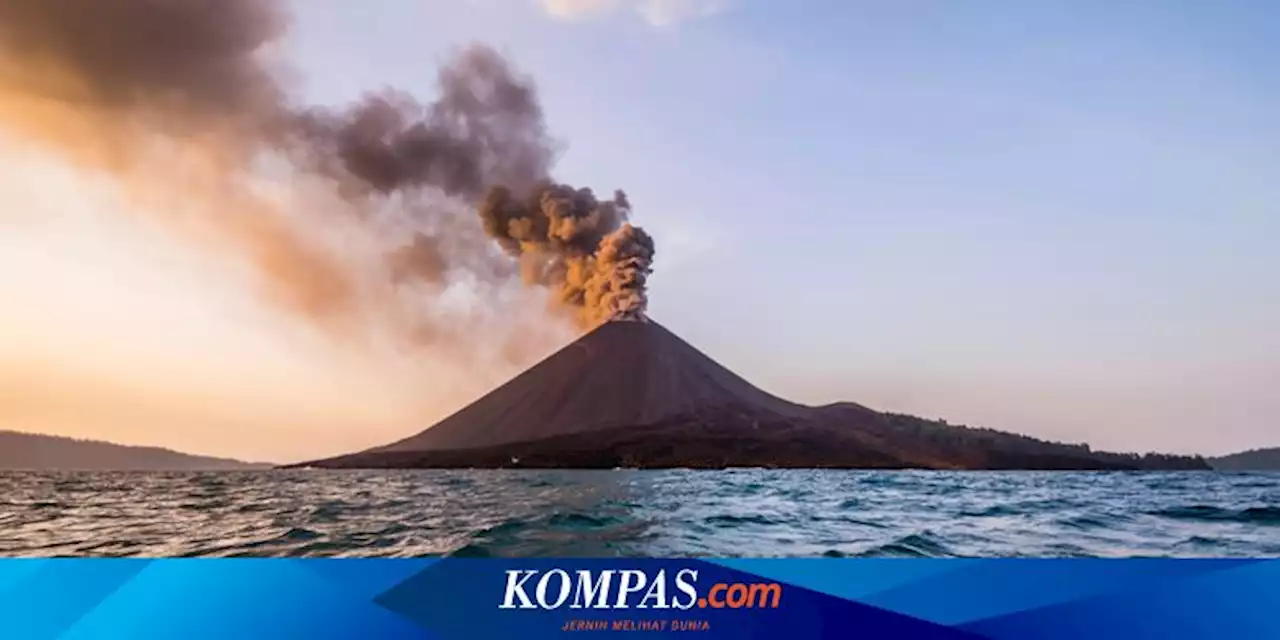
[374,318,807,452]
[303,318,1209,470]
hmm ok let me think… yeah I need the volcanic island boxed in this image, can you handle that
[300,317,1208,471]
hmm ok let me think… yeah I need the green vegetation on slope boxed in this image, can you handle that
[1209,447,1280,471]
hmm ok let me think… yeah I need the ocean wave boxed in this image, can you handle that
[961,504,1021,518]
[1,470,1277,557]
[1058,513,1129,530]
[860,532,954,558]
[1151,505,1280,525]
[704,514,785,527]
[547,512,619,529]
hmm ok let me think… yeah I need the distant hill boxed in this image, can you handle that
[1209,447,1280,471]
[0,431,265,471]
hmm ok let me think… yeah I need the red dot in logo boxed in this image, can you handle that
[697,598,707,608]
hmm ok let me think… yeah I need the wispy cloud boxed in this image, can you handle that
[539,0,727,26]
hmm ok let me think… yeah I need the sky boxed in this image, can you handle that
[1,0,1276,460]
[281,0,1278,456]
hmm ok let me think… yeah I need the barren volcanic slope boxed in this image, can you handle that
[374,318,808,452]
[305,319,1209,470]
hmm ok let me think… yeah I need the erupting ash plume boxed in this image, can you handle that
[0,0,656,460]
[292,50,554,202]
[0,0,654,328]
[0,0,285,124]
[481,184,655,325]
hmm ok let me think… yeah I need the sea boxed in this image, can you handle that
[1,470,1277,558]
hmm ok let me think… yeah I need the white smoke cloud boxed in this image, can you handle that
[539,0,726,26]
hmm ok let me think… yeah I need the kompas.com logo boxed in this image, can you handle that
[498,569,783,610]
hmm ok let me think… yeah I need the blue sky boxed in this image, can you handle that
[282,0,1278,455]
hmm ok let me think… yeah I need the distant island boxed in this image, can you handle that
[0,431,265,471]
[1209,447,1280,471]
[299,319,1213,471]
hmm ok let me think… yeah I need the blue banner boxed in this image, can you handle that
[1,559,1278,639]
